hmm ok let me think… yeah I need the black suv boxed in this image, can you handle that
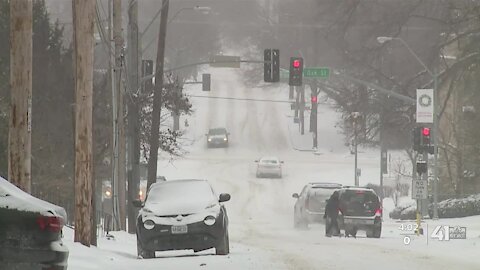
[330,187,382,238]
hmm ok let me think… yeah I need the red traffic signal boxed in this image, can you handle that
[289,57,303,86]
[422,127,430,137]
[311,96,317,103]
[293,59,301,68]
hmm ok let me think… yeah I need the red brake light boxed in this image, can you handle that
[375,208,382,216]
[37,216,63,233]
[355,190,365,194]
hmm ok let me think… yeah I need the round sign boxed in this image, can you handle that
[419,94,432,107]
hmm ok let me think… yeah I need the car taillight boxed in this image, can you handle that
[37,216,63,233]
[375,208,382,217]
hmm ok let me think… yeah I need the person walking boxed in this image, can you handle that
[324,191,340,237]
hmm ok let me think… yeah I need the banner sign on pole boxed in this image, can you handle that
[416,89,434,123]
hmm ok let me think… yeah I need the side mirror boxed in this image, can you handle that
[132,200,143,208]
[219,193,231,203]
[292,193,299,199]
[280,161,284,164]
[254,160,259,163]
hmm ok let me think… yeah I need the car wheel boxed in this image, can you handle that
[366,226,380,238]
[373,226,382,238]
[137,238,155,259]
[298,214,308,229]
[216,229,230,255]
[294,210,300,229]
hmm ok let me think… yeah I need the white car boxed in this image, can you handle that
[255,156,283,178]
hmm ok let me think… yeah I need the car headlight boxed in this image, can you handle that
[143,219,155,230]
[204,215,216,226]
[208,138,212,142]
[223,137,227,141]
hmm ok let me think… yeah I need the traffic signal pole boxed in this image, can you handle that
[300,85,305,135]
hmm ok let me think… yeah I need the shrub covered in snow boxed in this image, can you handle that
[389,194,480,220]
[389,202,417,220]
[428,194,480,218]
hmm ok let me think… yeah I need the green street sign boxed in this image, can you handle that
[303,67,330,78]
[210,55,241,68]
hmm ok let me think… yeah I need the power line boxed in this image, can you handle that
[187,94,331,105]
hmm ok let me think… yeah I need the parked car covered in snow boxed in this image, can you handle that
[133,179,231,258]
[0,177,69,269]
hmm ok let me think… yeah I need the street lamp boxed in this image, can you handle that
[377,36,439,219]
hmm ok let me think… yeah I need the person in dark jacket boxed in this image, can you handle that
[324,191,340,237]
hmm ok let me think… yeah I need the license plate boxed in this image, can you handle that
[171,225,188,234]
[344,219,373,225]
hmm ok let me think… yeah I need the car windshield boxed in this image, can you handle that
[209,128,226,135]
[260,159,278,164]
[146,180,216,204]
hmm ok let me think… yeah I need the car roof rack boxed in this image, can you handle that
[341,185,373,190]
[309,182,343,188]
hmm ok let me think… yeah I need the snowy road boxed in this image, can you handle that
[67,69,480,270]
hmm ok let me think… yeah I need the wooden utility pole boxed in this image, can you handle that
[112,0,126,231]
[72,0,95,246]
[9,0,32,193]
[127,0,140,234]
[147,0,169,189]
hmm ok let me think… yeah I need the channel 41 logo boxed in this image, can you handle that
[431,225,467,241]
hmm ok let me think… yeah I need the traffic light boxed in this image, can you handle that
[272,49,280,82]
[311,95,317,103]
[421,127,431,146]
[289,57,303,86]
[202,73,211,91]
[142,59,154,92]
[264,49,272,82]
[413,127,421,151]
[413,126,434,154]
[416,161,427,175]
[264,49,280,83]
